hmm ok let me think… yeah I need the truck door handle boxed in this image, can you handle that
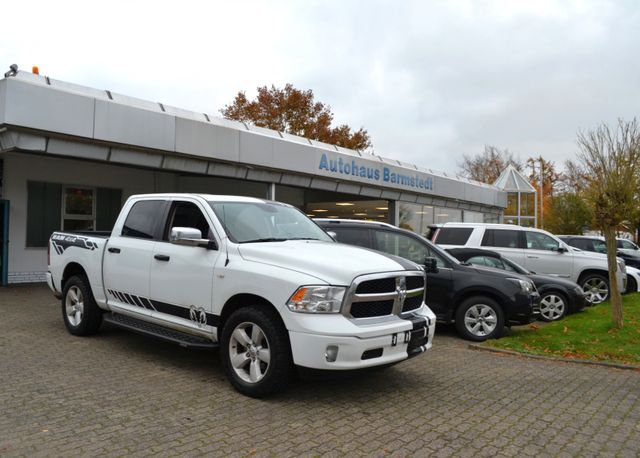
[527,255,539,259]
[108,247,121,254]
[154,254,170,262]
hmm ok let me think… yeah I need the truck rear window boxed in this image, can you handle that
[434,228,473,245]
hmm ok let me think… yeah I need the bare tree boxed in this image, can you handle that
[577,118,640,328]
[458,145,523,184]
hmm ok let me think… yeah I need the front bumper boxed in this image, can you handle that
[287,305,436,370]
[507,291,540,326]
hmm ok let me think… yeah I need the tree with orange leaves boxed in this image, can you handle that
[221,84,372,151]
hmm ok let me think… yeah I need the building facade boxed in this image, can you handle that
[0,71,507,284]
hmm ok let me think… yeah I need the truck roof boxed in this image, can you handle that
[128,193,271,203]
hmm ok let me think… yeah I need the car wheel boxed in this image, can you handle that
[625,275,637,294]
[455,296,504,342]
[538,291,567,322]
[62,275,103,336]
[221,306,293,398]
[580,274,609,305]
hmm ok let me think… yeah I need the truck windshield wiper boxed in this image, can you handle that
[287,237,320,241]
[240,237,289,243]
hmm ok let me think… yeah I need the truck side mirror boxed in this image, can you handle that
[326,231,338,241]
[170,227,217,250]
[424,257,439,274]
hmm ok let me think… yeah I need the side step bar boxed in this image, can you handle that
[103,313,218,350]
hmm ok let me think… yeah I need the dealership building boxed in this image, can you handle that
[0,70,507,284]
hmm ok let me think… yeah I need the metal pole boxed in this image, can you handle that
[539,158,544,229]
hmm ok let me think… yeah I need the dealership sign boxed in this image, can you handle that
[318,153,434,191]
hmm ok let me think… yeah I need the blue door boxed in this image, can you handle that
[0,200,8,286]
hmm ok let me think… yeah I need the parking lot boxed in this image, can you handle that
[1,284,639,457]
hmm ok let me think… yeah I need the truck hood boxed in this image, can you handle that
[237,240,419,285]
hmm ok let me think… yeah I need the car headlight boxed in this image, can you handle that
[287,286,346,313]
[507,278,535,293]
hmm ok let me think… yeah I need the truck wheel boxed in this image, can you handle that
[538,291,567,322]
[221,306,292,398]
[455,296,504,342]
[62,275,103,336]
[580,274,609,305]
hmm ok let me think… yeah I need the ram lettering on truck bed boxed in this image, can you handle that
[48,193,436,397]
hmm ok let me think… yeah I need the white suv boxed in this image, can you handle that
[429,223,626,304]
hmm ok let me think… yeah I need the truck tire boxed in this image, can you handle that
[221,306,293,398]
[538,290,567,322]
[62,275,103,336]
[580,273,609,305]
[455,296,504,342]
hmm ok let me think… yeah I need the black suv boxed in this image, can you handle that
[316,219,541,341]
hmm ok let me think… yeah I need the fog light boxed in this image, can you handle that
[325,345,339,362]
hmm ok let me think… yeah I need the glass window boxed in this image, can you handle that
[165,202,212,240]
[525,231,560,251]
[122,200,164,239]
[592,239,607,254]
[483,213,500,224]
[568,239,592,251]
[332,228,371,248]
[619,239,637,250]
[398,203,433,235]
[463,211,483,223]
[434,228,473,245]
[482,230,521,248]
[505,193,518,216]
[373,230,433,265]
[467,255,505,270]
[520,193,536,217]
[63,187,94,231]
[435,208,462,224]
[210,201,332,243]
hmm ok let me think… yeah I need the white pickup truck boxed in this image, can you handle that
[48,193,436,397]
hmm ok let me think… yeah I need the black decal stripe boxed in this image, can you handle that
[206,313,220,327]
[150,299,191,321]
[123,293,137,306]
[142,297,156,311]
[131,295,147,309]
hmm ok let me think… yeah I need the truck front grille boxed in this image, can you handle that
[344,272,426,319]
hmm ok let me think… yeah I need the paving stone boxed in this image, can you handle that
[0,284,639,457]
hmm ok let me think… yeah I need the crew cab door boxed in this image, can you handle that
[149,199,221,332]
[103,199,167,315]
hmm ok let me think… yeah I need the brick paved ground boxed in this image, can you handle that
[1,284,639,457]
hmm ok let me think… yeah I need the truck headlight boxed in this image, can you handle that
[287,286,346,313]
[507,278,535,293]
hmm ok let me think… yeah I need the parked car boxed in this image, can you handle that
[428,223,626,305]
[446,247,586,322]
[48,194,437,397]
[558,235,640,269]
[316,219,540,341]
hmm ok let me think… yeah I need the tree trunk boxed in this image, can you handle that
[603,226,624,328]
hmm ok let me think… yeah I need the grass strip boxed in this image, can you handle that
[484,293,640,365]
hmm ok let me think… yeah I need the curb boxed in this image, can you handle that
[468,344,640,371]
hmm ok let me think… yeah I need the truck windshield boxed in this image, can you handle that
[209,201,333,244]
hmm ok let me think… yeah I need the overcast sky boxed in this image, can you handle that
[2,0,638,176]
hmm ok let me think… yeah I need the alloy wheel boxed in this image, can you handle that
[228,322,271,384]
[464,304,498,337]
